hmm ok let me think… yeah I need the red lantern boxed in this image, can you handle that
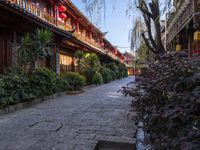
[59,5,66,12]
[115,51,118,55]
[59,13,67,19]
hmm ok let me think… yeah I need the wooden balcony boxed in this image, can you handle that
[8,0,57,25]
[166,0,194,44]
[5,0,123,62]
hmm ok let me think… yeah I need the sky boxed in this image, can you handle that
[71,0,133,53]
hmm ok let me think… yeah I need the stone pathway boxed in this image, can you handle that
[0,77,136,150]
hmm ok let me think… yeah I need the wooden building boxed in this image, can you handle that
[0,0,125,74]
[164,0,200,56]
[124,52,135,75]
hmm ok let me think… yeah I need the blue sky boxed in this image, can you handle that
[71,0,133,53]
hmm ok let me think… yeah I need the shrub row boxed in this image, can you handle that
[74,51,128,85]
[100,62,128,84]
[82,62,128,85]
[0,53,128,109]
[0,68,85,108]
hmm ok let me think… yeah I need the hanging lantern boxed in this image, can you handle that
[176,44,181,52]
[194,30,200,41]
[59,5,66,12]
[59,13,67,19]
[115,51,118,55]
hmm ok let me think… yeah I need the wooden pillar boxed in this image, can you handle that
[55,5,58,25]
[76,20,79,33]
[188,34,192,57]
[72,56,75,72]
[55,47,60,75]
[89,31,92,40]
[11,32,17,67]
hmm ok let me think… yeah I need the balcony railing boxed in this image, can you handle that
[166,0,194,44]
[167,0,185,27]
[6,0,122,61]
[9,0,57,25]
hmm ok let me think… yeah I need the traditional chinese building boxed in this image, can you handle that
[163,0,200,56]
[0,0,125,74]
[124,52,135,75]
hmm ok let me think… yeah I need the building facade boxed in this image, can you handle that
[0,0,125,74]
[124,52,135,75]
[163,0,200,56]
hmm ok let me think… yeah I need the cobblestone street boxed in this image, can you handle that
[0,77,136,150]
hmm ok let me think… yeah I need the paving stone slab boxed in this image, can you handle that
[0,77,136,150]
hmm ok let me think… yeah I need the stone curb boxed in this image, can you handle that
[0,92,66,116]
[66,90,84,95]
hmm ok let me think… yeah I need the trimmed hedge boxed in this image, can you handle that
[0,67,69,108]
[100,67,113,83]
[61,72,86,91]
[0,68,33,107]
[0,58,128,109]
[83,67,96,85]
[30,67,58,97]
[92,72,103,85]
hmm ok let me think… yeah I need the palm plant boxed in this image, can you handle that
[30,29,53,70]
[12,33,32,68]
[16,29,53,71]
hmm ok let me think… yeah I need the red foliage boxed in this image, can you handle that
[122,51,200,149]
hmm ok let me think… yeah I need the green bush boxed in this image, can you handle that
[118,63,128,78]
[0,68,33,108]
[74,50,86,73]
[30,67,57,97]
[106,62,128,79]
[100,67,113,83]
[56,77,69,92]
[81,53,101,85]
[83,68,96,85]
[61,72,86,91]
[92,72,103,85]
[0,67,71,108]
[110,70,117,80]
[107,62,120,79]
[74,52,127,84]
[0,78,7,108]
[84,53,101,68]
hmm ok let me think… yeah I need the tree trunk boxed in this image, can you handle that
[138,0,165,55]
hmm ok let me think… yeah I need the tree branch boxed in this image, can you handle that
[142,13,158,51]
[141,33,157,55]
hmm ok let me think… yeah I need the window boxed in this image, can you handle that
[60,54,73,72]
[60,54,72,66]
